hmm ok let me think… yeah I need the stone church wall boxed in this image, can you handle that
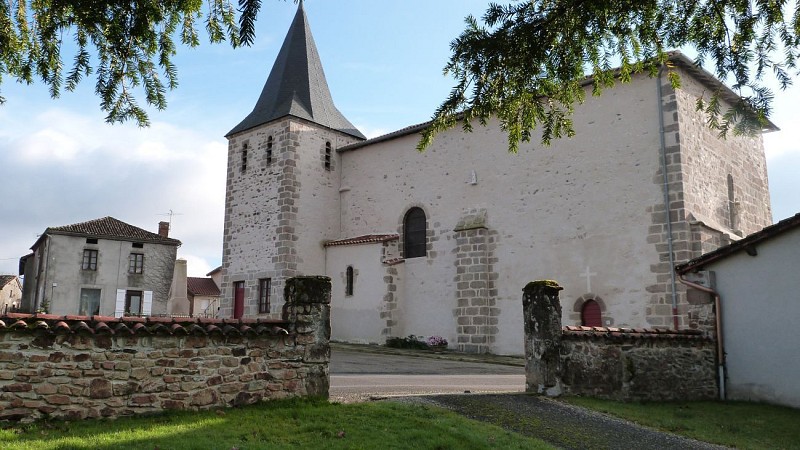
[644,66,772,331]
[0,277,331,423]
[340,77,667,355]
[222,119,359,319]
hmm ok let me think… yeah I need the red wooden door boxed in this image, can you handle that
[233,281,245,319]
[581,300,602,327]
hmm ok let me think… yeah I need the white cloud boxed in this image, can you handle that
[356,124,392,139]
[178,253,216,278]
[0,107,227,277]
[764,122,800,161]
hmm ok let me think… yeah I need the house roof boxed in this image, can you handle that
[676,212,800,274]
[226,2,365,139]
[33,216,181,249]
[339,51,778,153]
[0,275,19,290]
[206,266,222,277]
[187,277,221,297]
[324,234,399,247]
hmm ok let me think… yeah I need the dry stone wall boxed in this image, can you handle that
[523,280,717,401]
[560,327,716,401]
[0,277,331,423]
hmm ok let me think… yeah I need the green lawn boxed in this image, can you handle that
[0,398,552,449]
[562,397,800,449]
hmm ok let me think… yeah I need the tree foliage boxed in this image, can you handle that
[0,0,286,126]
[419,0,799,152]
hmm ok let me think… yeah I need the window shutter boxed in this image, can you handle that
[115,289,126,318]
[142,291,153,316]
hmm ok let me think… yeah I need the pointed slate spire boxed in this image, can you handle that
[227,2,365,139]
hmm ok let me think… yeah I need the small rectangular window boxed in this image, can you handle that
[241,142,249,173]
[129,253,144,274]
[324,141,332,171]
[82,249,98,270]
[258,278,271,314]
[86,238,98,244]
[266,136,274,165]
[132,242,144,248]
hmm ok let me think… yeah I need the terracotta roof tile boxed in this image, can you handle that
[324,234,399,247]
[187,277,221,296]
[41,216,181,247]
[0,314,289,336]
[562,326,711,341]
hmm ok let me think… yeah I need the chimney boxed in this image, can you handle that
[158,221,170,238]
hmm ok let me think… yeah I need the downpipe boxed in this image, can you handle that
[677,274,726,400]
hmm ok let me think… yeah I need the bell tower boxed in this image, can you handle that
[220,2,365,318]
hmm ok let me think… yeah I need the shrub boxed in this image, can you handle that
[385,335,429,350]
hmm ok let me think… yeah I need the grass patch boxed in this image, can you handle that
[561,397,800,449]
[0,398,552,449]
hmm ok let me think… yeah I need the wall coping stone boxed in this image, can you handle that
[562,325,711,341]
[0,314,289,337]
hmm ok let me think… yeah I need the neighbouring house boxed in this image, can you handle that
[187,272,222,318]
[676,212,800,409]
[19,217,181,317]
[0,275,22,314]
[219,3,774,355]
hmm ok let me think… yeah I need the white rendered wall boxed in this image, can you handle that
[704,227,800,408]
[41,235,176,316]
[340,78,665,355]
[326,243,387,344]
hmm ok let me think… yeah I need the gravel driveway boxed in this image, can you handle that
[407,393,730,450]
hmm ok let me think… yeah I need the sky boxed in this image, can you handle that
[1,0,799,277]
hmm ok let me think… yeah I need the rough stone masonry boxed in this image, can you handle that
[0,276,332,423]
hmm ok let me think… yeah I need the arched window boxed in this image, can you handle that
[581,300,602,327]
[403,207,427,258]
[345,266,354,296]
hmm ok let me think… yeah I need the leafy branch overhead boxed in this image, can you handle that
[0,0,287,126]
[419,0,798,152]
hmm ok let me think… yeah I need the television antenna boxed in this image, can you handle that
[158,209,183,228]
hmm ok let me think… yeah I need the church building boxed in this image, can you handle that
[220,3,774,355]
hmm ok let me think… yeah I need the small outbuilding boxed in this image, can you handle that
[676,212,800,409]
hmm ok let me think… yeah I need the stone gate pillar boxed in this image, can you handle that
[283,276,331,397]
[522,280,563,396]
